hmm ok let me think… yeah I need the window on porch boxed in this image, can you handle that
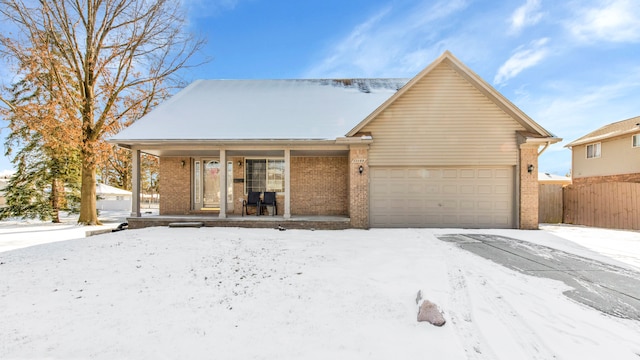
[245,159,284,193]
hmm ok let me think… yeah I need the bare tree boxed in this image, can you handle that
[0,0,204,224]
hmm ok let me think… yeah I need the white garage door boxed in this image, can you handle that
[370,167,514,228]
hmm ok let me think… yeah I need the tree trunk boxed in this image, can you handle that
[51,177,60,223]
[78,157,100,225]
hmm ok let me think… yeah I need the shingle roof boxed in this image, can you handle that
[565,116,640,147]
[109,79,409,142]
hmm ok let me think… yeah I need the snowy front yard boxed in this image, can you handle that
[1,226,639,359]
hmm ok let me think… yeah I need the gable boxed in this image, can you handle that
[360,61,527,166]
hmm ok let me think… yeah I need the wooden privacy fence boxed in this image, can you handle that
[539,184,564,223]
[563,182,640,230]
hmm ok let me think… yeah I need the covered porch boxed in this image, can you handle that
[123,138,371,229]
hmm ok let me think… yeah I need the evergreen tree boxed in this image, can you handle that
[0,79,81,222]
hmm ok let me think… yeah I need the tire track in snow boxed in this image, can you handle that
[446,258,497,359]
[466,272,558,360]
[445,245,557,359]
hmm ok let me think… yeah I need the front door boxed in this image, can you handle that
[202,159,220,208]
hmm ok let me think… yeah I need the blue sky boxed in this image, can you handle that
[1,0,639,176]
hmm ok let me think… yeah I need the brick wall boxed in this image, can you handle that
[519,146,539,229]
[159,157,191,215]
[572,173,640,185]
[349,146,369,228]
[290,156,348,215]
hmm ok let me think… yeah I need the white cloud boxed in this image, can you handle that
[567,0,640,43]
[519,68,640,174]
[493,38,549,85]
[183,0,242,19]
[304,0,470,78]
[517,65,640,148]
[510,0,544,34]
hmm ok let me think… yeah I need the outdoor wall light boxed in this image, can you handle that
[527,164,534,174]
[238,160,243,167]
[181,160,185,168]
[359,165,364,174]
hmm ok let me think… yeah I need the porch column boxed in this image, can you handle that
[130,148,141,217]
[219,149,227,218]
[284,148,291,218]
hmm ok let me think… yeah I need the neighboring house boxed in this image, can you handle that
[565,116,640,185]
[109,51,560,229]
[96,183,132,211]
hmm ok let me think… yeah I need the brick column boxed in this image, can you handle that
[519,145,539,229]
[349,145,369,228]
[159,157,191,215]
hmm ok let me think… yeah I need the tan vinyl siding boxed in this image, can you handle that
[361,62,526,167]
[572,134,640,179]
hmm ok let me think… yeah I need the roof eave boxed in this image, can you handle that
[565,128,640,148]
[107,138,344,149]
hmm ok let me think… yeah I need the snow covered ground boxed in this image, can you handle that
[0,217,639,359]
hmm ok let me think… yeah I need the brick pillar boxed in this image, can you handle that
[159,157,191,215]
[519,145,539,229]
[349,145,369,228]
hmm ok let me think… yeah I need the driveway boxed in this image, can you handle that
[438,233,640,321]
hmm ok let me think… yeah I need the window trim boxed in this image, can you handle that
[586,142,601,159]
[633,134,640,148]
[244,157,285,195]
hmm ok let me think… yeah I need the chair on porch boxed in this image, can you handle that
[242,191,261,216]
[261,191,277,216]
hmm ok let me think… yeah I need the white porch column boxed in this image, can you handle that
[130,148,141,217]
[219,149,227,218]
[284,148,291,218]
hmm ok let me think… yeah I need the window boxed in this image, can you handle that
[245,159,284,193]
[586,143,601,159]
[633,134,640,148]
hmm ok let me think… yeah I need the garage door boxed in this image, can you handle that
[370,167,514,228]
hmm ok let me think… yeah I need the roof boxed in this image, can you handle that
[347,51,559,141]
[109,79,408,144]
[96,183,132,196]
[565,116,640,148]
[538,172,571,183]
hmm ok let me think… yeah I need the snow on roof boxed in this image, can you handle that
[110,79,409,142]
[96,183,132,196]
[538,172,571,182]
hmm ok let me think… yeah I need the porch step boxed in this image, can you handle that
[168,222,204,228]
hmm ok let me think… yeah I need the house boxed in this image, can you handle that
[565,116,640,185]
[109,51,560,229]
[96,183,132,211]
